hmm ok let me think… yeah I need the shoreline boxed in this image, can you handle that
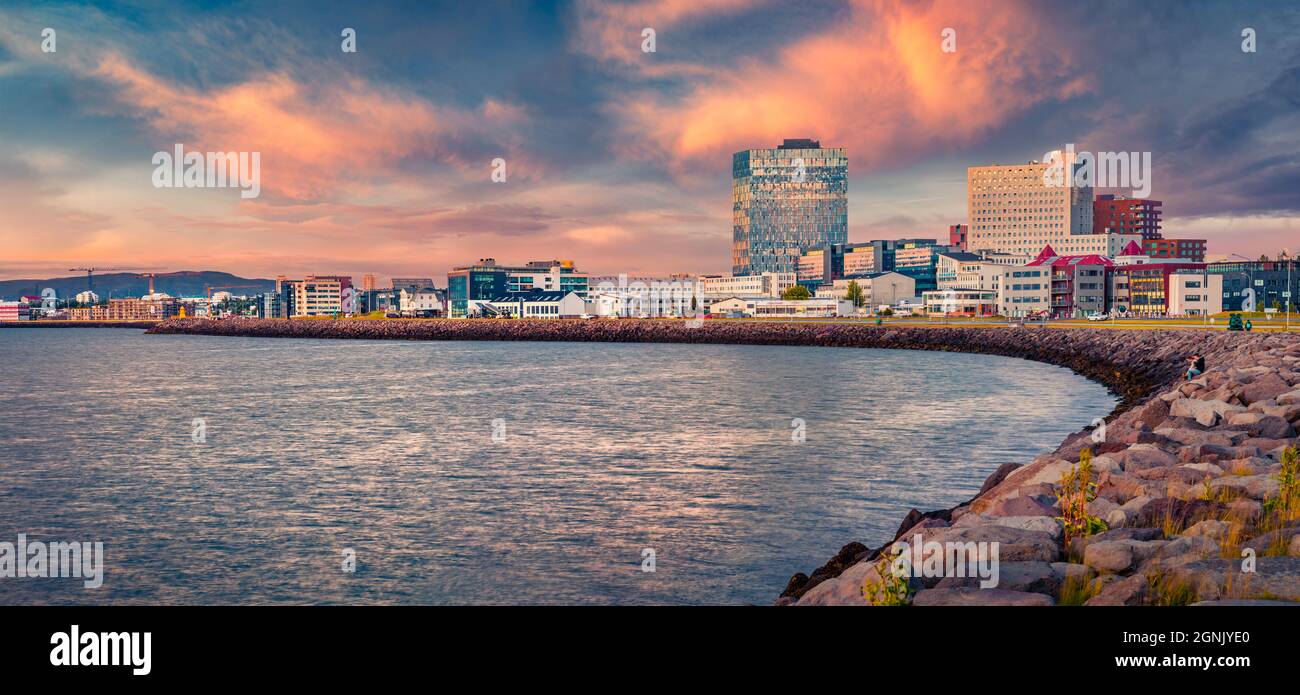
[77,318,1300,603]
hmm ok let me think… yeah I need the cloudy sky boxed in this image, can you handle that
[1,0,1297,282]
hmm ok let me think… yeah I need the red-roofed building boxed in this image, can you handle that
[1021,245,1114,318]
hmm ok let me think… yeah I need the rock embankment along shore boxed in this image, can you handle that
[150,318,1300,605]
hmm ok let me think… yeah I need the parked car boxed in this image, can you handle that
[579,313,595,320]
[1086,312,1109,321]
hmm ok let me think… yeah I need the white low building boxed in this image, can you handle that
[1166,272,1224,317]
[469,291,585,318]
[708,296,851,318]
[697,272,797,299]
[399,287,447,316]
[923,289,999,316]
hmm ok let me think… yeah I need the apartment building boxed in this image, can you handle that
[66,298,180,321]
[278,275,353,317]
[698,272,796,299]
[1094,194,1162,239]
[967,152,1095,256]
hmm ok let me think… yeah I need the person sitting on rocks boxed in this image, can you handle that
[1186,354,1205,380]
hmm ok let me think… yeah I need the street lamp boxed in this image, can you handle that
[1281,251,1294,332]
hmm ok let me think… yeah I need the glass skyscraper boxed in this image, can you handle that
[732,139,847,275]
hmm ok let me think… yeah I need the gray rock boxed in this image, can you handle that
[1210,474,1280,501]
[1182,519,1231,540]
[1170,557,1300,602]
[1085,573,1150,606]
[936,560,1057,594]
[1170,398,1244,427]
[1151,534,1220,567]
[796,559,878,606]
[1117,447,1179,472]
[984,495,1056,518]
[1084,540,1136,573]
[1251,415,1296,439]
[924,524,1061,563]
[1238,373,1294,405]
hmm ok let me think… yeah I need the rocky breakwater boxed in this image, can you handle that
[787,332,1300,606]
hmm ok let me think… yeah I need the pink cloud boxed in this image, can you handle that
[90,53,533,201]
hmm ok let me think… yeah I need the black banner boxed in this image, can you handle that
[2,605,1287,683]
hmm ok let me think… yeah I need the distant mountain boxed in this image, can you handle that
[0,271,276,300]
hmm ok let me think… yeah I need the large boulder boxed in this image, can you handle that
[1249,415,1297,439]
[1150,534,1221,567]
[1083,540,1136,573]
[983,495,1057,518]
[1170,398,1244,427]
[1168,557,1300,602]
[795,559,879,606]
[923,524,1061,563]
[784,541,872,599]
[1115,446,1179,472]
[1082,538,1166,574]
[1209,474,1280,501]
[1131,498,1230,530]
[935,560,1058,594]
[978,462,1023,495]
[1133,398,1171,430]
[1238,373,1294,405]
[892,509,951,542]
[1084,573,1150,606]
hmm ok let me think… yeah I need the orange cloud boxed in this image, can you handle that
[609,0,1092,174]
[90,53,531,201]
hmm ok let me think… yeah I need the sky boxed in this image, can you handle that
[1,0,1298,283]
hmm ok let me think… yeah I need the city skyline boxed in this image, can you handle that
[2,0,1298,283]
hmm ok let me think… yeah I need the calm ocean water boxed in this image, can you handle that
[0,327,1115,605]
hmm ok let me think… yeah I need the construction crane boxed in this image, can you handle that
[68,267,137,293]
[206,284,263,301]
